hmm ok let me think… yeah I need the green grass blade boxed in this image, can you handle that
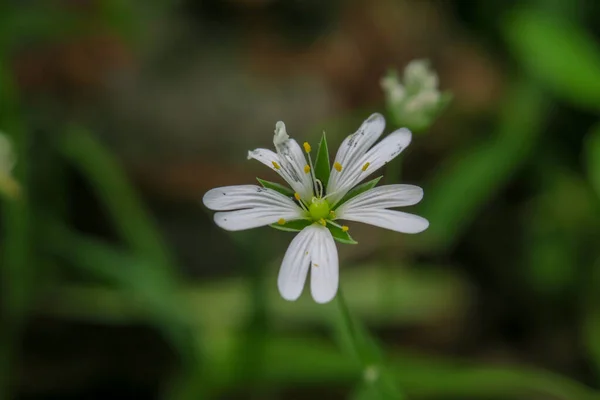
[60,127,172,267]
[504,7,600,111]
[419,80,547,251]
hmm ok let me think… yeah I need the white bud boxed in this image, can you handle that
[404,90,441,114]
[404,59,439,92]
[380,59,449,132]
[380,75,406,104]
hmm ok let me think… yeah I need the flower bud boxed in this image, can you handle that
[380,59,451,133]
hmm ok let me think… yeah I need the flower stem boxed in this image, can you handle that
[0,53,33,400]
[335,289,406,399]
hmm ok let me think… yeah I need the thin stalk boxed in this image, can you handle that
[0,54,32,400]
[335,289,406,399]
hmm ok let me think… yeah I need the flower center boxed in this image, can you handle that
[309,197,330,220]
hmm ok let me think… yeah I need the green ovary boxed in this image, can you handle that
[309,197,330,220]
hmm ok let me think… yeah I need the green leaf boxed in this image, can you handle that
[504,8,600,110]
[314,132,331,187]
[257,178,294,197]
[418,81,546,252]
[61,127,173,267]
[334,176,383,208]
[270,219,313,232]
[328,224,358,245]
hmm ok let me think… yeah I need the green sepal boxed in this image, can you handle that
[314,132,331,187]
[257,177,294,197]
[327,223,358,245]
[270,219,313,232]
[333,176,383,208]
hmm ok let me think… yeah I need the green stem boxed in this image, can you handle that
[336,288,364,361]
[0,54,32,400]
[335,289,406,399]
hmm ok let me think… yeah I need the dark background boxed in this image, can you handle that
[2,0,600,399]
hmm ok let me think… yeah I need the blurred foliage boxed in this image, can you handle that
[2,0,600,400]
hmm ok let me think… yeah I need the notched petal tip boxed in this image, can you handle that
[407,216,430,234]
[278,285,303,302]
[213,212,238,231]
[202,187,223,210]
[311,287,337,304]
[393,127,413,141]
[366,112,384,123]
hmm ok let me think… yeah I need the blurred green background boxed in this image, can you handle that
[2,0,600,399]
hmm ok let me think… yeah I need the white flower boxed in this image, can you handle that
[380,60,449,132]
[202,113,429,304]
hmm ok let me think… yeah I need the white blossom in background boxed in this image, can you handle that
[0,131,19,199]
[202,114,428,304]
[380,59,451,132]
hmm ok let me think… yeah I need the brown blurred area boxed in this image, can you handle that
[5,0,599,399]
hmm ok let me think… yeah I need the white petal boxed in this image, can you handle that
[247,148,280,169]
[273,137,314,200]
[203,185,300,211]
[335,184,423,214]
[277,226,316,301]
[329,128,412,204]
[327,113,385,196]
[309,225,339,304]
[339,208,429,234]
[214,207,304,231]
[248,146,313,201]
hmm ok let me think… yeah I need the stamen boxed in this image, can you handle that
[334,162,343,172]
[313,263,319,267]
[278,218,286,225]
[325,219,348,231]
[329,210,336,218]
[304,164,311,174]
[272,161,281,170]
[306,149,318,193]
[303,142,311,153]
[362,162,370,171]
[294,192,309,212]
[318,218,326,226]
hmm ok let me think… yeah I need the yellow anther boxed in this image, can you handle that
[304,164,311,174]
[294,192,301,201]
[278,218,286,225]
[318,218,326,226]
[303,142,311,153]
[272,161,281,170]
[313,263,319,267]
[341,225,349,232]
[329,210,336,218]
[361,162,370,171]
[334,162,343,172]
